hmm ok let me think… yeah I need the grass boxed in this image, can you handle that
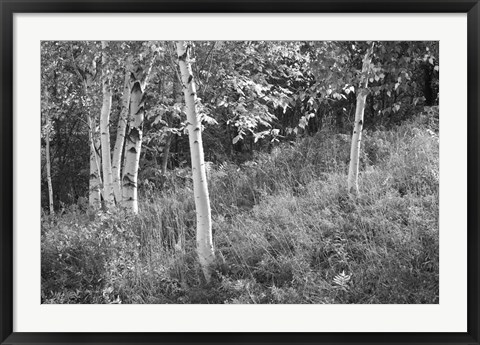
[41,109,439,304]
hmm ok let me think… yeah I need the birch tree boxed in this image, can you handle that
[88,115,103,209]
[122,52,157,213]
[43,87,55,215]
[111,67,131,203]
[347,43,374,194]
[176,41,215,281]
[99,41,114,208]
[45,118,54,215]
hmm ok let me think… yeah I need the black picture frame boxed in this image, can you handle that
[1,1,479,344]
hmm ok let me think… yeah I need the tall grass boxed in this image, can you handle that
[42,111,439,304]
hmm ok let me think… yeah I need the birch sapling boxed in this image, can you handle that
[347,43,375,195]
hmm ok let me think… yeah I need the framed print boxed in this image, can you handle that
[1,1,479,344]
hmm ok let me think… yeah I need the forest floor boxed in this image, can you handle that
[41,112,439,304]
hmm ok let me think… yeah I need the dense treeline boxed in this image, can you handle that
[41,41,439,303]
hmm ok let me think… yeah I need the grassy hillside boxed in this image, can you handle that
[41,110,439,304]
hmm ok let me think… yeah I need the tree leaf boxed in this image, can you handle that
[232,134,242,144]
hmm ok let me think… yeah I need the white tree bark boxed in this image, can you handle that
[100,43,114,208]
[112,69,131,204]
[122,53,156,213]
[176,41,215,281]
[347,44,374,195]
[122,80,144,213]
[43,89,55,215]
[88,115,102,209]
[46,122,54,215]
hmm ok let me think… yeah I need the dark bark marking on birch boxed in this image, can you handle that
[178,51,187,61]
[129,72,136,83]
[122,175,136,187]
[188,75,193,84]
[140,92,147,104]
[359,120,363,126]
[125,135,134,144]
[132,81,142,93]
[130,128,141,142]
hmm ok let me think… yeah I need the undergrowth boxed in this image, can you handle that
[42,109,439,304]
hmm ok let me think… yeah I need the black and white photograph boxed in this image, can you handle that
[40,40,439,305]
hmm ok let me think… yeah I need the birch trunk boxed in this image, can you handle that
[347,44,374,195]
[43,92,55,215]
[100,42,114,208]
[176,41,215,281]
[46,124,54,214]
[122,81,144,213]
[112,69,131,204]
[122,53,156,213]
[88,115,102,208]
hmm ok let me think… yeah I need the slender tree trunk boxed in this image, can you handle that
[88,115,103,208]
[44,98,55,215]
[347,44,374,195]
[112,69,131,204]
[122,80,144,213]
[122,53,156,213]
[176,41,215,282]
[100,41,114,208]
[46,129,55,215]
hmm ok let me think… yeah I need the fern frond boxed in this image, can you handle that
[333,270,351,291]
